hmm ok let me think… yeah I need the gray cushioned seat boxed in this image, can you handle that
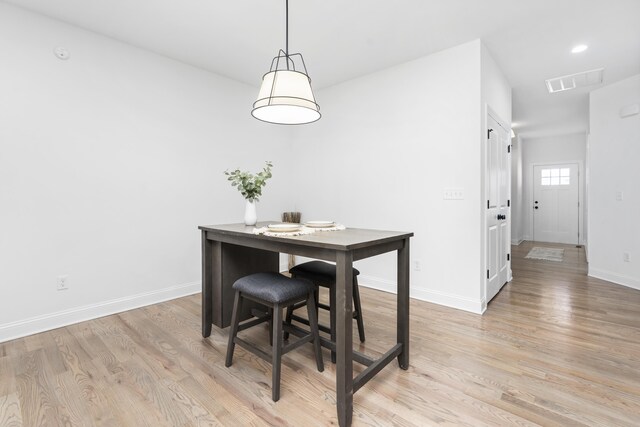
[287,260,367,354]
[232,272,314,304]
[289,261,360,284]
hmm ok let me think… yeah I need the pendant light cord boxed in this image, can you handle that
[285,0,289,58]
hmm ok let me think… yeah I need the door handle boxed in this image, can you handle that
[535,201,538,204]
[534,206,539,209]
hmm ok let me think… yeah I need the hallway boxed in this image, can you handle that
[483,240,640,424]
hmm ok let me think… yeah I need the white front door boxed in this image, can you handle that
[533,163,579,244]
[486,114,510,303]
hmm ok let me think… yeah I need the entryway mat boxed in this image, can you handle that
[525,247,564,262]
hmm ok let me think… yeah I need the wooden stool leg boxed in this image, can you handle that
[283,274,298,341]
[225,292,242,367]
[268,307,274,345]
[353,277,366,343]
[307,293,324,372]
[329,285,337,363]
[272,304,283,402]
[283,305,294,340]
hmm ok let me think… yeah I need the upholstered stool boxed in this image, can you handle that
[225,272,324,402]
[285,261,366,363]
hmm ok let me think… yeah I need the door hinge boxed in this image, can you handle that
[487,269,490,279]
[508,145,511,153]
[488,129,494,139]
[507,199,511,207]
[507,254,510,261]
[487,200,490,209]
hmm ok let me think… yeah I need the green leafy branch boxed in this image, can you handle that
[224,161,273,202]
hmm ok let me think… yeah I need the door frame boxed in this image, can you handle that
[482,105,511,311]
[528,160,584,245]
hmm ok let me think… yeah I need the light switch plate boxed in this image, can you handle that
[444,188,464,200]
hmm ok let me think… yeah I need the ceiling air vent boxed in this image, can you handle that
[545,68,604,94]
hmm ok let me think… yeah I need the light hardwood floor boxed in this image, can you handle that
[1,242,640,426]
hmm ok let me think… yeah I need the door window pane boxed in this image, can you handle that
[541,168,571,185]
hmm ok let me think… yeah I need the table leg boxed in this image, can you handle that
[335,251,354,427]
[397,238,410,369]
[202,231,213,338]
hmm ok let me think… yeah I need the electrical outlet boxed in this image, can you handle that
[414,260,421,271]
[57,275,69,291]
[623,252,630,262]
[616,191,624,201]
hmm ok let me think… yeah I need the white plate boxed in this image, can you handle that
[304,221,335,228]
[267,223,301,232]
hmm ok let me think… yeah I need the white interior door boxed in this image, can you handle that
[533,164,579,244]
[486,114,510,303]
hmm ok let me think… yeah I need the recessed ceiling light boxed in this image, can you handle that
[571,44,588,54]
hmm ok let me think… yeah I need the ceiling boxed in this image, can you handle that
[4,0,640,140]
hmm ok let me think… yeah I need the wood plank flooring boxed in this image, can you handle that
[1,241,639,426]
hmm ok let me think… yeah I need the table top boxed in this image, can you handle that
[199,221,413,252]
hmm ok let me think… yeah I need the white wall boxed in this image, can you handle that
[584,133,591,260]
[510,135,524,244]
[481,44,512,126]
[0,4,292,342]
[0,7,514,341]
[521,132,587,242]
[588,74,640,290]
[289,40,509,313]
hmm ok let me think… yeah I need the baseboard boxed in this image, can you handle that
[359,275,485,315]
[588,268,640,291]
[0,282,200,344]
[412,288,486,314]
[511,238,524,245]
[358,275,398,295]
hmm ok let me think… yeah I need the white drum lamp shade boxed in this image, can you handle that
[252,70,321,125]
[251,0,320,125]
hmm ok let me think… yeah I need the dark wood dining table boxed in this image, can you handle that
[199,221,413,427]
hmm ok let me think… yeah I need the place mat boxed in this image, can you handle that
[253,224,346,237]
[305,224,346,232]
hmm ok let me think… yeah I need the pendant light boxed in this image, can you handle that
[251,0,320,125]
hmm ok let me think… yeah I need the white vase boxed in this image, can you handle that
[244,200,257,226]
